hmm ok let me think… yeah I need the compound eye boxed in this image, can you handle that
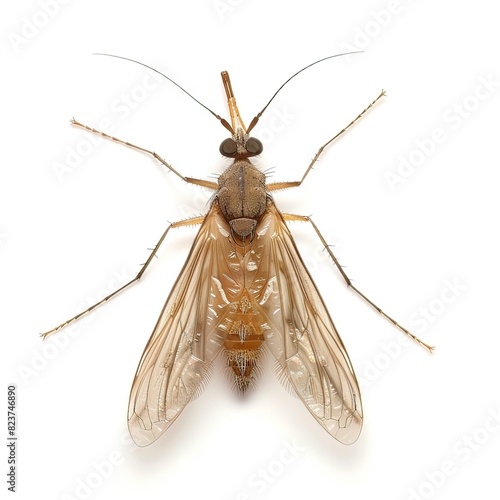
[245,137,263,156]
[220,138,238,157]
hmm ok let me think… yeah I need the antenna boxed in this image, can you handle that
[246,51,362,133]
[93,51,362,135]
[93,53,233,132]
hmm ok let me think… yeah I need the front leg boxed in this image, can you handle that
[268,91,385,192]
[71,119,218,190]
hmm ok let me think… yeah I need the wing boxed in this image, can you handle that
[256,201,362,445]
[128,202,234,446]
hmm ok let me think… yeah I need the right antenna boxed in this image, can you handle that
[246,51,362,134]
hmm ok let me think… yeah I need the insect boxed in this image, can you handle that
[42,54,433,447]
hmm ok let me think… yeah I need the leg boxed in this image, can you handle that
[71,119,218,190]
[282,213,434,352]
[40,215,205,339]
[268,91,385,192]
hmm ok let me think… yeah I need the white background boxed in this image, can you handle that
[2,1,500,499]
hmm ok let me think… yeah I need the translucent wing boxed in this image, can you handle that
[128,197,361,446]
[128,203,234,446]
[257,201,363,444]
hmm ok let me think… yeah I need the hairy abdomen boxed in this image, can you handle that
[219,291,266,392]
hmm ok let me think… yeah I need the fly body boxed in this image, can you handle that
[42,54,433,447]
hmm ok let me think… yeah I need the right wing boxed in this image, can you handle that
[255,202,363,444]
[128,202,234,446]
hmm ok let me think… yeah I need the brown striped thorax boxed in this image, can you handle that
[217,72,266,242]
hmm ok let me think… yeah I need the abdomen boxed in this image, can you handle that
[219,290,267,392]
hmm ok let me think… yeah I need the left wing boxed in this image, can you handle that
[128,202,234,446]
